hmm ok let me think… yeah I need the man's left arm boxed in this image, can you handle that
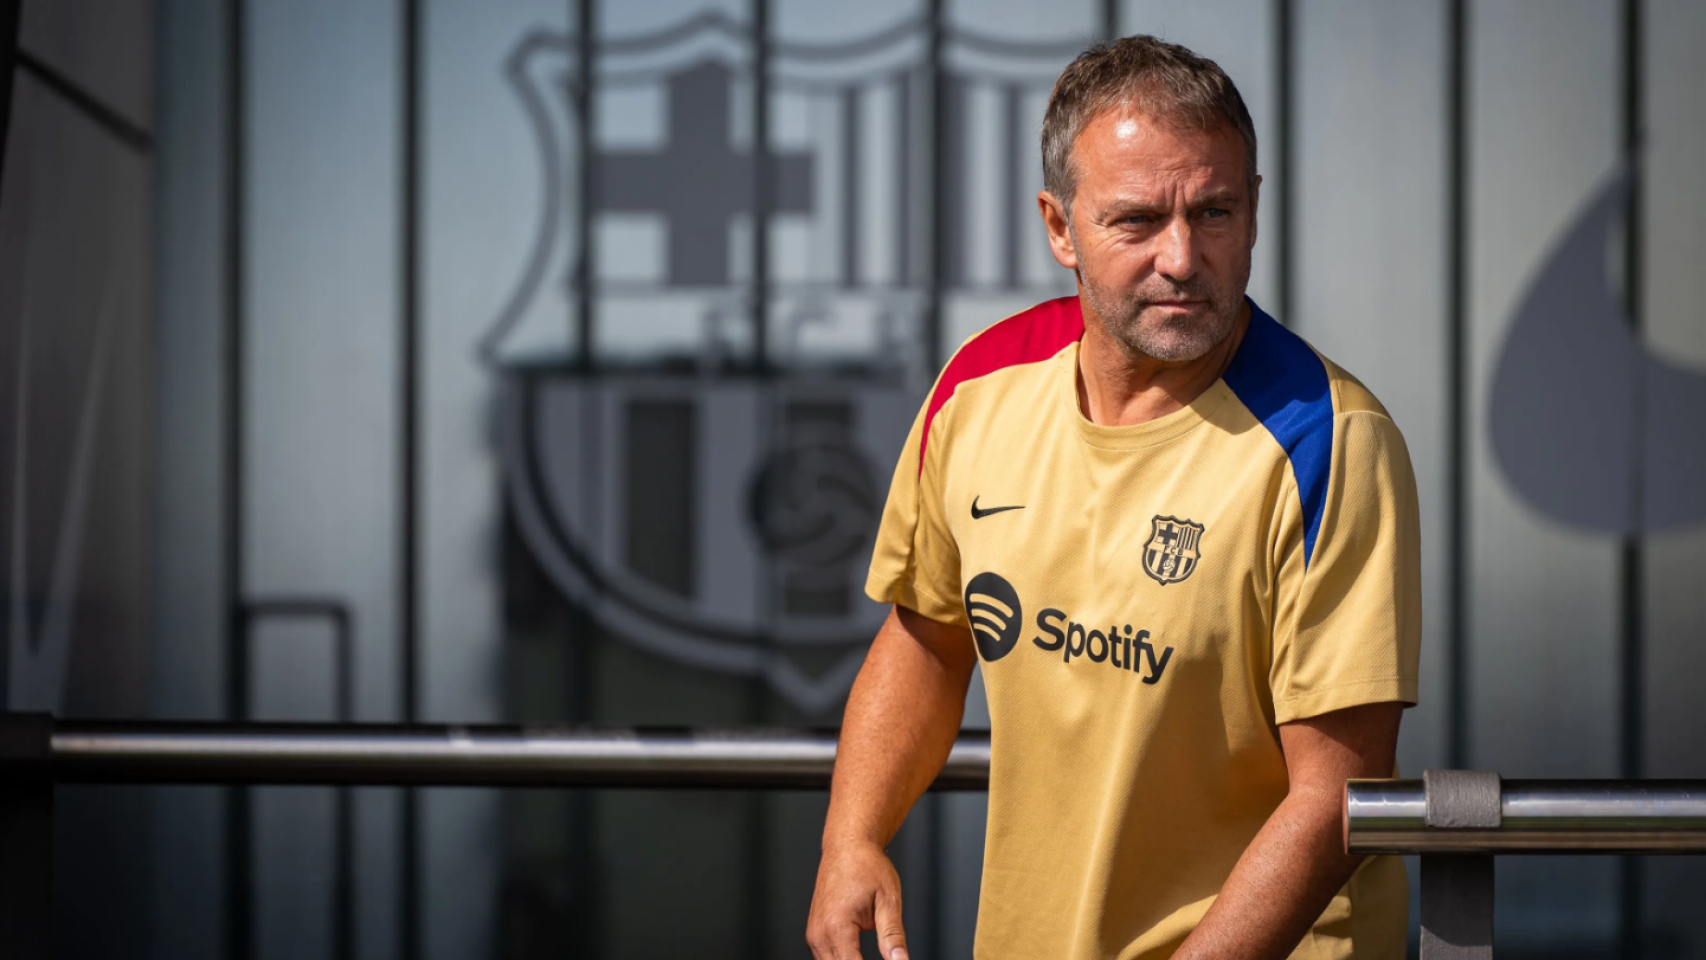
[1170,700,1403,960]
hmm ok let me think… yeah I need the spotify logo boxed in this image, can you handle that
[964,572,1023,662]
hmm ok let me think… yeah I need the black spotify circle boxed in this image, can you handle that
[963,572,1023,662]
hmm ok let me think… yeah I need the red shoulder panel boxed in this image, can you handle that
[918,296,1084,474]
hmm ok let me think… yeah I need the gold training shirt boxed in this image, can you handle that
[866,297,1420,960]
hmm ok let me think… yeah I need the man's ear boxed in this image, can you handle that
[1038,191,1079,270]
[1248,174,1262,248]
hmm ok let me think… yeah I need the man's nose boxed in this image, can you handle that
[1154,219,1198,282]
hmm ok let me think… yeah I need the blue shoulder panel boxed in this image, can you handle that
[1221,301,1335,568]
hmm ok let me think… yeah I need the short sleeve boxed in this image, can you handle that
[1269,411,1421,724]
[864,394,966,626]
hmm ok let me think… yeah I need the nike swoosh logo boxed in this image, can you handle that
[1491,160,1706,533]
[971,497,1025,520]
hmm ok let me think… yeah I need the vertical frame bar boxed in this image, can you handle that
[0,779,50,960]
[0,0,20,229]
[925,0,945,372]
[1618,0,1646,955]
[569,0,601,953]
[575,0,596,366]
[222,0,250,956]
[747,3,777,956]
[399,4,423,960]
[1420,855,1495,959]
[0,0,19,712]
[1273,0,1293,326]
[1445,0,1470,772]
[922,4,948,953]
[0,713,53,960]
[752,0,772,373]
[841,88,861,289]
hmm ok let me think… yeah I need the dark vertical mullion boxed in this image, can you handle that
[398,4,423,960]
[1445,0,1470,772]
[841,88,860,289]
[576,2,597,365]
[925,0,945,372]
[925,4,947,956]
[895,70,912,288]
[1273,0,1293,326]
[939,76,966,290]
[1619,0,1645,956]
[752,0,772,372]
[748,3,776,958]
[928,5,955,954]
[1102,0,1120,41]
[0,0,14,705]
[570,1,600,953]
[0,0,21,196]
[1000,85,1022,289]
[222,1,250,958]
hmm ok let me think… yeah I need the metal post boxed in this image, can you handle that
[1421,855,1493,960]
[0,712,53,960]
[1419,770,1499,959]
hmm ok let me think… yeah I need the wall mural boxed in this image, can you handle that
[484,14,1078,713]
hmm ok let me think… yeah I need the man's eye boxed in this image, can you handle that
[1202,208,1230,220]
[1119,215,1152,226]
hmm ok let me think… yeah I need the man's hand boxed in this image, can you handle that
[1170,701,1404,960]
[806,840,908,960]
[807,605,977,960]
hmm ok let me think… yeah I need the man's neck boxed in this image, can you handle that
[1075,299,1251,427]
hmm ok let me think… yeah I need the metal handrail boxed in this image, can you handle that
[16,717,1706,960]
[1345,777,1706,854]
[1346,773,1706,959]
[0,716,992,790]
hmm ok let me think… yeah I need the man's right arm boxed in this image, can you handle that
[807,603,978,960]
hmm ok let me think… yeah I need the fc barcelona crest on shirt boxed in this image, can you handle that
[1144,516,1206,586]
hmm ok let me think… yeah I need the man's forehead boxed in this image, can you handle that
[1078,108,1243,170]
[1074,109,1247,198]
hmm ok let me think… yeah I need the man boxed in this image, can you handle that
[806,35,1420,960]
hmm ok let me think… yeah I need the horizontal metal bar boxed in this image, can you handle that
[0,720,990,791]
[1346,778,1706,854]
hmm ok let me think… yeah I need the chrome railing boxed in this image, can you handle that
[8,713,1706,960]
[1346,771,1706,959]
[0,713,990,960]
[22,718,991,789]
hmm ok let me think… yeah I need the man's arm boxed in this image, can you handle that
[1170,701,1404,960]
[807,604,978,960]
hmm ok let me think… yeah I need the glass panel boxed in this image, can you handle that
[151,9,230,958]
[244,2,404,958]
[1469,1,1622,952]
[1292,0,1450,777]
[423,2,577,956]
[1642,1,1706,956]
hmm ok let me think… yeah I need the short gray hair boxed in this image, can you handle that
[1042,35,1258,215]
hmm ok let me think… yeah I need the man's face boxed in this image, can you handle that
[1040,109,1258,363]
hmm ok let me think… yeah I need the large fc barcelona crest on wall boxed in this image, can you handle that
[485,14,1080,712]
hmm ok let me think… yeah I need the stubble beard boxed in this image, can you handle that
[1073,234,1248,364]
